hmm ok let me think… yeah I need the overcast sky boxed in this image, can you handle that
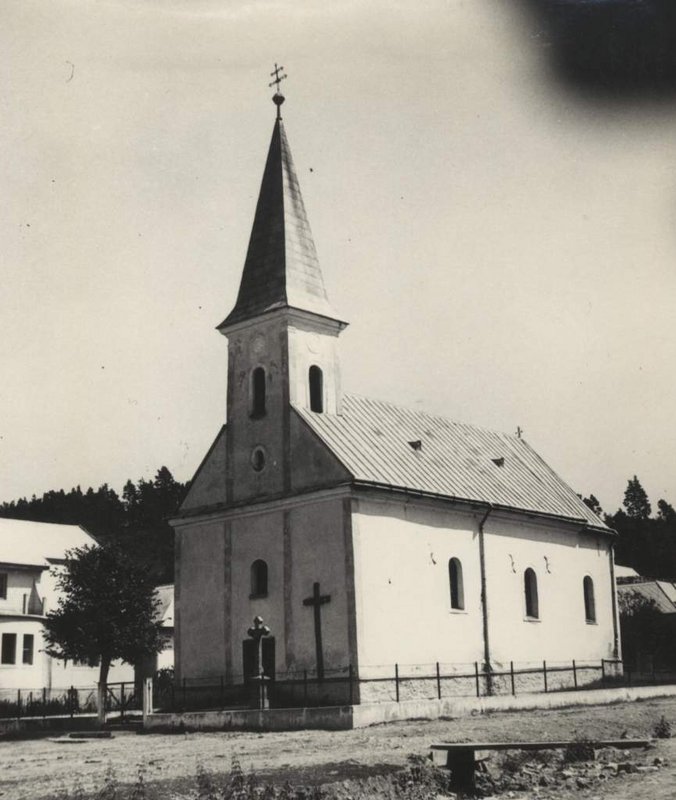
[2,0,675,515]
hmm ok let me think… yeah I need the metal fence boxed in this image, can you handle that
[0,681,140,720]
[156,658,637,713]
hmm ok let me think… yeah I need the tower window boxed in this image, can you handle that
[524,568,539,619]
[309,365,323,413]
[583,576,596,623]
[449,558,465,610]
[250,560,268,598]
[250,367,266,418]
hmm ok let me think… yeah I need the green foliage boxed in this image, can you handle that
[623,476,652,520]
[43,543,163,685]
[654,716,672,739]
[0,467,186,582]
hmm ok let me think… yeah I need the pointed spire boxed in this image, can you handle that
[219,92,344,331]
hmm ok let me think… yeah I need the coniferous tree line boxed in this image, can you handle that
[581,476,676,581]
[0,467,186,583]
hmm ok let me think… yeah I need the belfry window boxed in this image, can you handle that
[583,576,596,623]
[309,365,323,413]
[250,367,266,418]
[524,568,539,619]
[250,559,268,598]
[449,558,465,610]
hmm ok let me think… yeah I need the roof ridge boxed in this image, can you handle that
[341,393,525,442]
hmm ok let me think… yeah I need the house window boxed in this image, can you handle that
[524,568,539,619]
[250,367,266,418]
[309,365,323,413]
[0,573,6,599]
[250,560,268,598]
[22,634,34,665]
[1,633,16,664]
[583,576,596,623]
[449,558,465,610]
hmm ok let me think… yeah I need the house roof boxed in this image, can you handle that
[295,394,609,531]
[0,518,97,568]
[615,565,640,579]
[154,583,174,627]
[617,581,676,614]
[218,115,343,330]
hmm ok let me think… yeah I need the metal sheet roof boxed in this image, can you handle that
[617,582,676,614]
[219,118,341,330]
[295,394,608,529]
[0,518,97,567]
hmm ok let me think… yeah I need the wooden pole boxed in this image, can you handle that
[474,662,481,697]
[436,662,441,700]
[510,661,516,696]
[395,664,400,703]
[543,661,548,693]
[572,660,578,690]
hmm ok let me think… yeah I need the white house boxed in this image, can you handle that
[0,518,133,692]
[172,91,620,702]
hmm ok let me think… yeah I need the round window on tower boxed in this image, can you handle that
[251,446,266,472]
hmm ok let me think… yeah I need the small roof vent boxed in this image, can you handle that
[491,457,505,467]
[408,440,422,451]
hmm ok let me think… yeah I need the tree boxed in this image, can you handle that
[580,494,603,517]
[657,499,676,523]
[43,543,163,719]
[623,475,652,520]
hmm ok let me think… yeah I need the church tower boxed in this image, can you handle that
[217,87,347,506]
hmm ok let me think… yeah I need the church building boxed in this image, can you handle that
[172,84,619,703]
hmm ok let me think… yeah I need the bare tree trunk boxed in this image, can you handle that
[97,657,110,727]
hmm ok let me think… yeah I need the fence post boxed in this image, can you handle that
[348,664,354,705]
[510,661,516,696]
[17,689,21,720]
[142,677,153,725]
[543,661,548,693]
[395,664,400,703]
[436,662,441,700]
[474,662,480,698]
[303,669,308,707]
[42,687,46,721]
[572,660,578,690]
[120,683,125,721]
[601,659,605,681]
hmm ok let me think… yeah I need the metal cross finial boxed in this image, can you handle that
[269,63,287,119]
[269,63,287,92]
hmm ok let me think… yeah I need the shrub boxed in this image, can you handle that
[564,736,596,763]
[654,716,672,739]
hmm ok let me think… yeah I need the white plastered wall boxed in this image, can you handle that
[484,515,616,665]
[351,497,484,673]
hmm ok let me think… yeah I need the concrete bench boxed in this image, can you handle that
[431,739,653,791]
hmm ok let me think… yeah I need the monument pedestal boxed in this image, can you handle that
[248,675,271,710]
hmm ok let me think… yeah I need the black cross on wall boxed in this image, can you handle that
[302,581,331,680]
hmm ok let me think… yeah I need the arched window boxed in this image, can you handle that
[449,558,465,610]
[524,568,539,619]
[583,576,596,623]
[250,560,268,597]
[250,367,266,418]
[309,365,323,413]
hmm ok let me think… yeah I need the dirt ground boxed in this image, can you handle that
[2,696,676,799]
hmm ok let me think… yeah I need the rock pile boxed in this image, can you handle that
[473,746,666,798]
